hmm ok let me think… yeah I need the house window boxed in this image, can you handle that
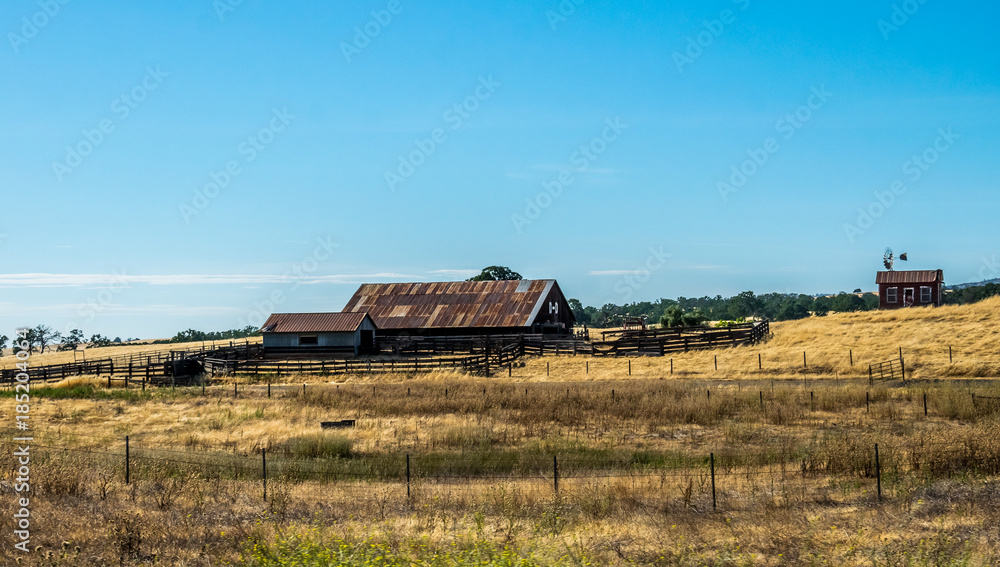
[886,287,898,303]
[920,286,932,303]
[299,335,318,346]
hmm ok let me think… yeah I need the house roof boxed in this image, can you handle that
[259,312,375,333]
[342,279,570,330]
[875,270,944,284]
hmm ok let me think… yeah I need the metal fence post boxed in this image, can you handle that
[875,443,882,502]
[262,448,267,502]
[553,455,559,493]
[125,436,130,485]
[710,452,716,510]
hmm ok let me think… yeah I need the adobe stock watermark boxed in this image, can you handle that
[179,107,295,223]
[51,65,169,182]
[74,270,131,325]
[878,0,929,40]
[7,0,71,53]
[384,75,500,191]
[511,117,627,233]
[614,246,672,302]
[717,84,832,202]
[545,0,585,31]
[238,236,340,329]
[341,0,404,63]
[972,255,999,283]
[843,127,959,243]
[673,0,751,73]
[213,0,245,21]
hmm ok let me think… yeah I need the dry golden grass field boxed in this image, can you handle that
[2,299,999,566]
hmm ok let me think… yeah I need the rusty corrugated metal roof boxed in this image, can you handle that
[259,312,374,333]
[875,270,944,284]
[342,279,557,329]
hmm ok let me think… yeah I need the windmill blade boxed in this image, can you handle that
[883,247,894,271]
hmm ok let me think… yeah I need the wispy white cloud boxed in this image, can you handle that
[588,270,642,276]
[0,273,420,288]
[0,302,243,316]
[427,269,479,278]
[528,164,619,174]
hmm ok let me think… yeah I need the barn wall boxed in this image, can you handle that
[878,282,944,310]
[263,332,359,347]
[531,283,575,330]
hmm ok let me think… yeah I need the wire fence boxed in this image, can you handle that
[4,435,998,514]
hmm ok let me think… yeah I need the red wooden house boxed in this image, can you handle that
[875,270,944,309]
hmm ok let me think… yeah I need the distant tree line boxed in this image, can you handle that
[2,325,260,354]
[569,283,1000,328]
[150,326,261,344]
[943,282,1000,305]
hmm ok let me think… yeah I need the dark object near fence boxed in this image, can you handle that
[170,359,204,377]
[321,420,357,429]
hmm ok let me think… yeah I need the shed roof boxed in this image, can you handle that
[342,279,569,330]
[875,270,944,284]
[259,312,375,333]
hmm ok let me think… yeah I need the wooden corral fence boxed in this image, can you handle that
[522,338,594,356]
[591,321,770,356]
[207,353,492,377]
[375,334,536,356]
[1,341,262,386]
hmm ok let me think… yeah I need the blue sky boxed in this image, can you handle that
[2,0,997,339]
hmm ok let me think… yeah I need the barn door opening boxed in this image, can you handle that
[360,330,375,354]
[903,288,914,307]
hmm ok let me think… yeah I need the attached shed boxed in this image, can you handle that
[876,270,944,309]
[342,279,576,336]
[260,312,377,356]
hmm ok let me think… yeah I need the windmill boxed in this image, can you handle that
[883,248,908,271]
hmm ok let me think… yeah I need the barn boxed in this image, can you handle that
[342,279,576,336]
[876,270,945,309]
[259,312,378,356]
